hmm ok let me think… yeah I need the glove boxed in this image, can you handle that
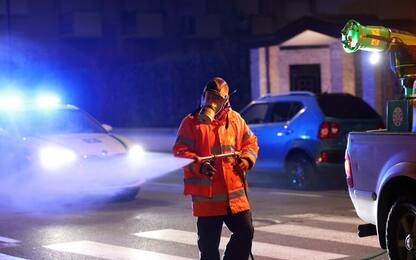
[234,158,250,173]
[200,161,216,177]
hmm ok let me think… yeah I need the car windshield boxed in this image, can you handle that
[0,108,106,136]
[317,94,380,119]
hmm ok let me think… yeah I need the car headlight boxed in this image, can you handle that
[39,146,77,170]
[128,145,145,163]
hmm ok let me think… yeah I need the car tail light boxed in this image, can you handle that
[318,151,344,163]
[344,151,353,188]
[320,151,329,162]
[318,122,340,139]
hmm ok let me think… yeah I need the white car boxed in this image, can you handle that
[0,99,145,203]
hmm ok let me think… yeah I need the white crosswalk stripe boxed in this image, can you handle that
[0,236,27,260]
[37,213,380,259]
[134,229,348,260]
[256,223,379,248]
[43,240,193,260]
[281,213,365,225]
[0,253,27,260]
[0,236,20,244]
[270,191,323,198]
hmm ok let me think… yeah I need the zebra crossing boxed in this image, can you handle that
[0,213,384,260]
[0,236,26,260]
[44,241,193,260]
[135,229,348,259]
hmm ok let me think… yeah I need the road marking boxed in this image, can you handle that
[281,213,365,225]
[0,236,21,250]
[43,240,193,260]
[0,253,27,260]
[134,229,348,260]
[256,224,379,248]
[270,191,323,198]
[0,236,20,244]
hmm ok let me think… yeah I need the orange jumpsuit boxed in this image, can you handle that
[173,107,259,216]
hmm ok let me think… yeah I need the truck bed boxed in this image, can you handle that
[347,130,416,223]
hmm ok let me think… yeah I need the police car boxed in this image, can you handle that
[0,95,145,202]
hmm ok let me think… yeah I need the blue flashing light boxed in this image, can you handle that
[36,95,61,108]
[0,96,24,110]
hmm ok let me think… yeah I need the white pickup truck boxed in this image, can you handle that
[346,131,416,258]
[342,20,416,259]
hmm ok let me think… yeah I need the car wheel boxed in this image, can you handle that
[114,186,141,201]
[386,199,416,260]
[285,153,315,190]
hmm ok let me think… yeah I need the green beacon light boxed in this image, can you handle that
[341,19,390,53]
[341,19,416,132]
[342,19,416,98]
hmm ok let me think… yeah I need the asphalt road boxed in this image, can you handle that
[0,167,387,260]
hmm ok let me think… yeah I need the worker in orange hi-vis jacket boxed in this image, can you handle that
[172,77,259,260]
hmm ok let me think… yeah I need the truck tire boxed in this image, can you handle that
[285,153,315,190]
[386,199,416,259]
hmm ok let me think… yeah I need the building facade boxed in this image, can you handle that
[249,17,410,117]
[0,0,414,125]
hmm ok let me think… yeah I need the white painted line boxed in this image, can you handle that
[44,240,193,260]
[0,253,27,260]
[256,224,379,248]
[134,229,348,260]
[281,213,365,225]
[0,236,20,244]
[270,191,323,198]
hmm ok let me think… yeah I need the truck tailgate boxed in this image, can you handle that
[348,130,416,192]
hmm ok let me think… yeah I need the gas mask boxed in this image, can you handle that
[197,77,230,124]
[198,91,228,124]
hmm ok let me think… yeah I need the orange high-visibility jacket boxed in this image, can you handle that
[172,108,259,217]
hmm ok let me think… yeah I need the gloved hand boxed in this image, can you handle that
[234,158,250,173]
[200,161,216,177]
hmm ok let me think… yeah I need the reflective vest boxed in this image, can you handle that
[172,108,259,217]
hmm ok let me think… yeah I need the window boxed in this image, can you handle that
[288,102,303,118]
[317,94,380,119]
[270,102,303,122]
[241,103,269,125]
[290,64,321,94]
[206,0,219,14]
[59,12,102,37]
[0,0,28,16]
[180,15,196,36]
[60,13,73,34]
[121,10,137,35]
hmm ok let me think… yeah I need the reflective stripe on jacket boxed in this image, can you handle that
[172,108,259,216]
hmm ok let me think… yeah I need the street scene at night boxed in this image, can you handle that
[0,163,383,260]
[0,0,416,259]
